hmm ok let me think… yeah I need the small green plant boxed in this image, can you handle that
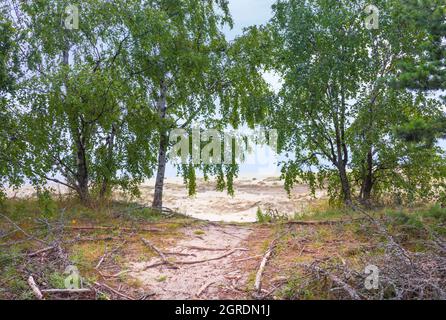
[256,207,288,223]
[0,249,22,271]
[193,230,205,235]
[37,189,57,218]
[0,190,6,209]
[48,271,66,289]
[120,203,164,222]
[424,205,446,222]
[97,292,110,300]
[279,271,333,300]
[256,207,270,223]
[156,275,167,282]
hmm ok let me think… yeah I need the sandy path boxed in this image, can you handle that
[129,224,254,299]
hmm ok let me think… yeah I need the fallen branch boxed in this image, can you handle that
[176,249,239,265]
[95,241,127,270]
[141,238,179,269]
[66,225,163,233]
[164,251,197,257]
[286,217,364,226]
[77,236,123,242]
[183,245,229,251]
[94,282,135,300]
[183,245,248,252]
[352,205,413,265]
[0,239,29,247]
[145,249,244,268]
[196,281,216,297]
[143,261,166,270]
[95,249,108,269]
[233,255,263,263]
[28,246,55,257]
[311,265,361,300]
[261,284,282,299]
[139,292,157,300]
[1,213,48,245]
[41,288,92,294]
[253,237,279,298]
[27,276,43,300]
[101,270,131,278]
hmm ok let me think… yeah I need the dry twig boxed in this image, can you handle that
[27,276,43,300]
[141,238,179,269]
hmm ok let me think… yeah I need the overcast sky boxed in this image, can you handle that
[224,0,276,40]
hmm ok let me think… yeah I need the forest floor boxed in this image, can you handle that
[1,196,445,300]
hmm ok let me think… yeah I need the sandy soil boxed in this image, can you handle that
[129,224,254,299]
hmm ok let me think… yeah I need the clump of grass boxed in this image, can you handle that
[156,275,167,282]
[279,271,329,300]
[386,205,446,229]
[386,210,423,228]
[127,278,143,288]
[256,207,289,223]
[0,248,22,270]
[48,271,66,289]
[0,248,30,299]
[245,270,257,290]
[97,292,110,300]
[69,244,103,271]
[113,202,165,222]
[423,205,446,222]
[256,207,270,223]
[37,189,57,219]
[294,208,350,221]
[193,229,205,235]
[292,200,355,222]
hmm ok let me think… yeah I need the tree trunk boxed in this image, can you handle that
[62,47,89,204]
[76,134,89,204]
[338,163,352,205]
[333,112,352,205]
[152,132,168,210]
[100,124,116,199]
[360,148,374,206]
[152,80,168,210]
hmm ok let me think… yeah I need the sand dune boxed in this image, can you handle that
[5,176,326,223]
[137,177,326,222]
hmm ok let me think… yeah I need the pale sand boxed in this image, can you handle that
[137,177,326,222]
[129,224,253,299]
[5,176,326,223]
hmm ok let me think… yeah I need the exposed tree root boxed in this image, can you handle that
[196,281,216,297]
[175,249,241,265]
[183,245,248,251]
[141,238,179,269]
